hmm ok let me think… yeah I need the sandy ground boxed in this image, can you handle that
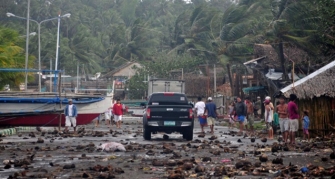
[0,117,335,179]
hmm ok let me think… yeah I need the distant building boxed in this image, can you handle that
[103,62,142,89]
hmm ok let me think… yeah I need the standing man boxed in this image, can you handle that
[204,97,218,134]
[194,97,206,134]
[112,99,123,129]
[245,97,254,134]
[64,99,77,133]
[234,97,247,133]
[287,94,299,145]
[276,96,289,143]
[254,96,261,119]
[265,96,274,110]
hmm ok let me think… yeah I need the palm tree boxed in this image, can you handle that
[0,26,35,88]
[267,0,320,80]
[218,0,272,92]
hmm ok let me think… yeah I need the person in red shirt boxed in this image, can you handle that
[287,94,299,145]
[112,99,123,129]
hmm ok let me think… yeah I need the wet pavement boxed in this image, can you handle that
[0,116,335,178]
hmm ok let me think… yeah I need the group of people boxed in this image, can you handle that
[63,98,125,133]
[227,94,310,144]
[228,96,256,135]
[96,98,124,129]
[194,96,219,134]
[276,94,310,144]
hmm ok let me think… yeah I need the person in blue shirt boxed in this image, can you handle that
[204,97,218,134]
[302,110,310,142]
[64,99,78,133]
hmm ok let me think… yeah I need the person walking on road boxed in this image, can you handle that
[276,96,289,143]
[245,97,254,134]
[64,99,78,133]
[104,106,112,128]
[228,102,236,129]
[234,97,247,134]
[265,99,274,139]
[287,94,299,145]
[194,97,207,134]
[112,99,123,129]
[204,97,218,134]
[254,96,262,119]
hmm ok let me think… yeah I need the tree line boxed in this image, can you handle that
[0,0,334,91]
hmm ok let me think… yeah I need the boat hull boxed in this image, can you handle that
[0,96,111,127]
[0,113,98,126]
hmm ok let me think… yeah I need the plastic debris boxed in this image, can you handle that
[97,142,126,152]
[301,166,308,173]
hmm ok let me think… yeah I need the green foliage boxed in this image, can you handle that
[0,26,35,88]
[0,0,334,85]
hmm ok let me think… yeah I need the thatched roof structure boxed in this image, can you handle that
[280,60,335,99]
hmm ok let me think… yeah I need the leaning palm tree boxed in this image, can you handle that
[266,0,320,80]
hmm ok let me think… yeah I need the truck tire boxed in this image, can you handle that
[183,127,193,141]
[143,126,151,140]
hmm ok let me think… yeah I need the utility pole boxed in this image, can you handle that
[206,65,209,97]
[214,64,217,97]
[181,68,184,80]
[24,0,30,91]
[76,61,79,93]
[50,59,52,92]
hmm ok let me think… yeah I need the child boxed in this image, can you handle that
[273,102,280,136]
[302,110,310,142]
[265,100,274,139]
[104,107,112,128]
[95,114,100,128]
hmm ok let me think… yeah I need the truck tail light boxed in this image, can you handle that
[146,108,151,119]
[189,109,193,119]
[164,92,174,96]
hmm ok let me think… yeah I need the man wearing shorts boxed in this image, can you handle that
[276,95,289,143]
[234,97,247,133]
[205,97,218,134]
[245,97,254,134]
[112,99,123,129]
[195,97,206,133]
[64,99,77,133]
[287,94,299,145]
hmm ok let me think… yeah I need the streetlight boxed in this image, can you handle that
[19,32,37,38]
[6,12,71,92]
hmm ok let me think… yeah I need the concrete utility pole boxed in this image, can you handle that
[214,64,217,96]
[24,0,30,91]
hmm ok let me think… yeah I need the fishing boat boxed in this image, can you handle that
[0,92,112,126]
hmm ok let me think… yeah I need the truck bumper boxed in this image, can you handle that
[147,121,192,127]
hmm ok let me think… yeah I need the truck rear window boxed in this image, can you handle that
[148,93,188,105]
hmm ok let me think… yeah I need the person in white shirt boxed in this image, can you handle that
[194,97,206,133]
[105,99,114,128]
[265,99,274,139]
[64,99,77,133]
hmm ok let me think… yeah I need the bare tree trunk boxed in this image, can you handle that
[278,41,289,80]
[226,64,234,95]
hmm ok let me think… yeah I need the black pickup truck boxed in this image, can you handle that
[142,92,194,140]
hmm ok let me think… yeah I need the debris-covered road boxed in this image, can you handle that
[1,117,335,179]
